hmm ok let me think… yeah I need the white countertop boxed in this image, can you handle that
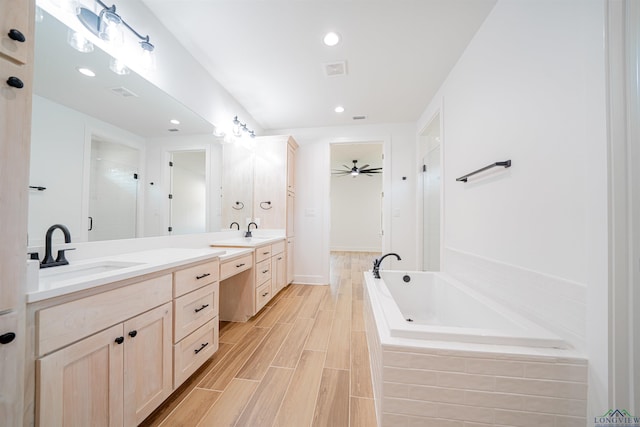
[27,247,226,303]
[210,235,285,248]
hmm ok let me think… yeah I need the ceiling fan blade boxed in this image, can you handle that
[359,164,370,170]
[342,164,351,170]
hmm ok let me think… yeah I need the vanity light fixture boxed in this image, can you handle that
[75,0,156,70]
[76,66,96,77]
[323,31,340,47]
[232,116,256,138]
[67,29,94,53]
[109,56,130,75]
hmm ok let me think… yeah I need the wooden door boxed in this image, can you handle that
[287,142,296,194]
[37,324,125,427]
[287,238,295,284]
[272,254,286,293]
[0,312,23,426]
[122,303,172,426]
[0,0,31,64]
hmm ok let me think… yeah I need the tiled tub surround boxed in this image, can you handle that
[364,272,587,426]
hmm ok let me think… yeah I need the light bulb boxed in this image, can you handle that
[140,41,156,71]
[109,56,130,75]
[99,9,124,46]
[67,29,94,53]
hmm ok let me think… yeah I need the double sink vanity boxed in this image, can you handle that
[25,235,289,426]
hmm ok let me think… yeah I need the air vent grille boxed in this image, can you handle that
[109,86,138,97]
[352,115,367,120]
[324,61,347,77]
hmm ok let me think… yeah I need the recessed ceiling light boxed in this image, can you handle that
[77,67,96,77]
[170,119,180,125]
[334,106,345,113]
[323,32,340,47]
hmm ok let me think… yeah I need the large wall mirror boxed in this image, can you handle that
[28,4,230,246]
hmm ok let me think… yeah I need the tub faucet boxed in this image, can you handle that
[41,224,75,268]
[372,252,401,279]
[230,222,240,230]
[245,222,258,238]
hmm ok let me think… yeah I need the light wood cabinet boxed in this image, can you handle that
[0,0,30,64]
[272,251,286,294]
[287,238,295,284]
[172,260,220,388]
[0,312,25,427]
[287,143,296,194]
[37,302,172,427]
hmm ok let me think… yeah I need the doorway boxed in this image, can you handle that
[419,113,442,271]
[88,138,140,241]
[330,143,383,253]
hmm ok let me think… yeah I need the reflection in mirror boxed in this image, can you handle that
[222,142,255,229]
[89,138,140,241]
[28,5,224,246]
[169,150,206,235]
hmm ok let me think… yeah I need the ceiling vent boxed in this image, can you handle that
[352,115,367,121]
[168,128,179,132]
[109,86,139,97]
[324,61,347,77]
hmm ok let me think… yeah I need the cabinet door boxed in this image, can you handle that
[287,143,296,194]
[0,0,31,64]
[286,191,295,236]
[0,311,23,426]
[37,324,125,427]
[287,238,295,284]
[123,303,172,427]
[272,254,286,294]
[0,58,31,312]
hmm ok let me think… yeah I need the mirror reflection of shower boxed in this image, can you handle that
[88,138,140,241]
[169,150,207,235]
[420,113,441,271]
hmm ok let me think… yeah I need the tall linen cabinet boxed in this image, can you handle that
[0,0,34,425]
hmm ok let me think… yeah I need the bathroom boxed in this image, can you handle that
[0,0,638,426]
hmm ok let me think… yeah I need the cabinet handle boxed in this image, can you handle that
[261,292,269,297]
[194,304,209,313]
[262,269,269,274]
[7,77,24,89]
[115,336,124,344]
[263,252,270,255]
[196,273,211,280]
[0,332,16,344]
[8,29,26,43]
[277,257,283,260]
[236,263,245,268]
[194,342,209,354]
[128,330,137,338]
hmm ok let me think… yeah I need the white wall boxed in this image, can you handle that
[330,173,382,252]
[269,123,416,284]
[29,95,145,246]
[417,0,608,418]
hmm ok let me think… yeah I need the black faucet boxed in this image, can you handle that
[372,253,401,278]
[245,222,258,238]
[230,222,240,230]
[41,224,74,268]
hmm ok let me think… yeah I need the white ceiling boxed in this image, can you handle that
[141,0,496,130]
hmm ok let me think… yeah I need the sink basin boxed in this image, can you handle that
[39,261,145,285]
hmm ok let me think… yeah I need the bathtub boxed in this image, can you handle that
[365,270,567,349]
[363,270,587,426]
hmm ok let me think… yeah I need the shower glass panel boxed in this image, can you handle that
[88,139,139,241]
[422,146,441,270]
[170,150,207,235]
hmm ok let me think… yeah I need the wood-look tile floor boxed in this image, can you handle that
[141,251,380,427]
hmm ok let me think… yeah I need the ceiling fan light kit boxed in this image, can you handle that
[332,159,382,178]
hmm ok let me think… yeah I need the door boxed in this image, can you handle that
[272,253,286,293]
[123,303,172,426]
[37,324,125,427]
[88,139,139,241]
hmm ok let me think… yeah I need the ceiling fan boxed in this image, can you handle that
[332,160,382,177]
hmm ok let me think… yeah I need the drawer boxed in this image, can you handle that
[255,259,271,285]
[174,260,219,297]
[255,245,272,263]
[255,280,272,312]
[271,240,285,255]
[37,275,172,357]
[220,254,253,281]
[174,318,218,388]
[174,283,218,343]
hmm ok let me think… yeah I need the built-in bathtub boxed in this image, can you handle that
[363,270,588,426]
